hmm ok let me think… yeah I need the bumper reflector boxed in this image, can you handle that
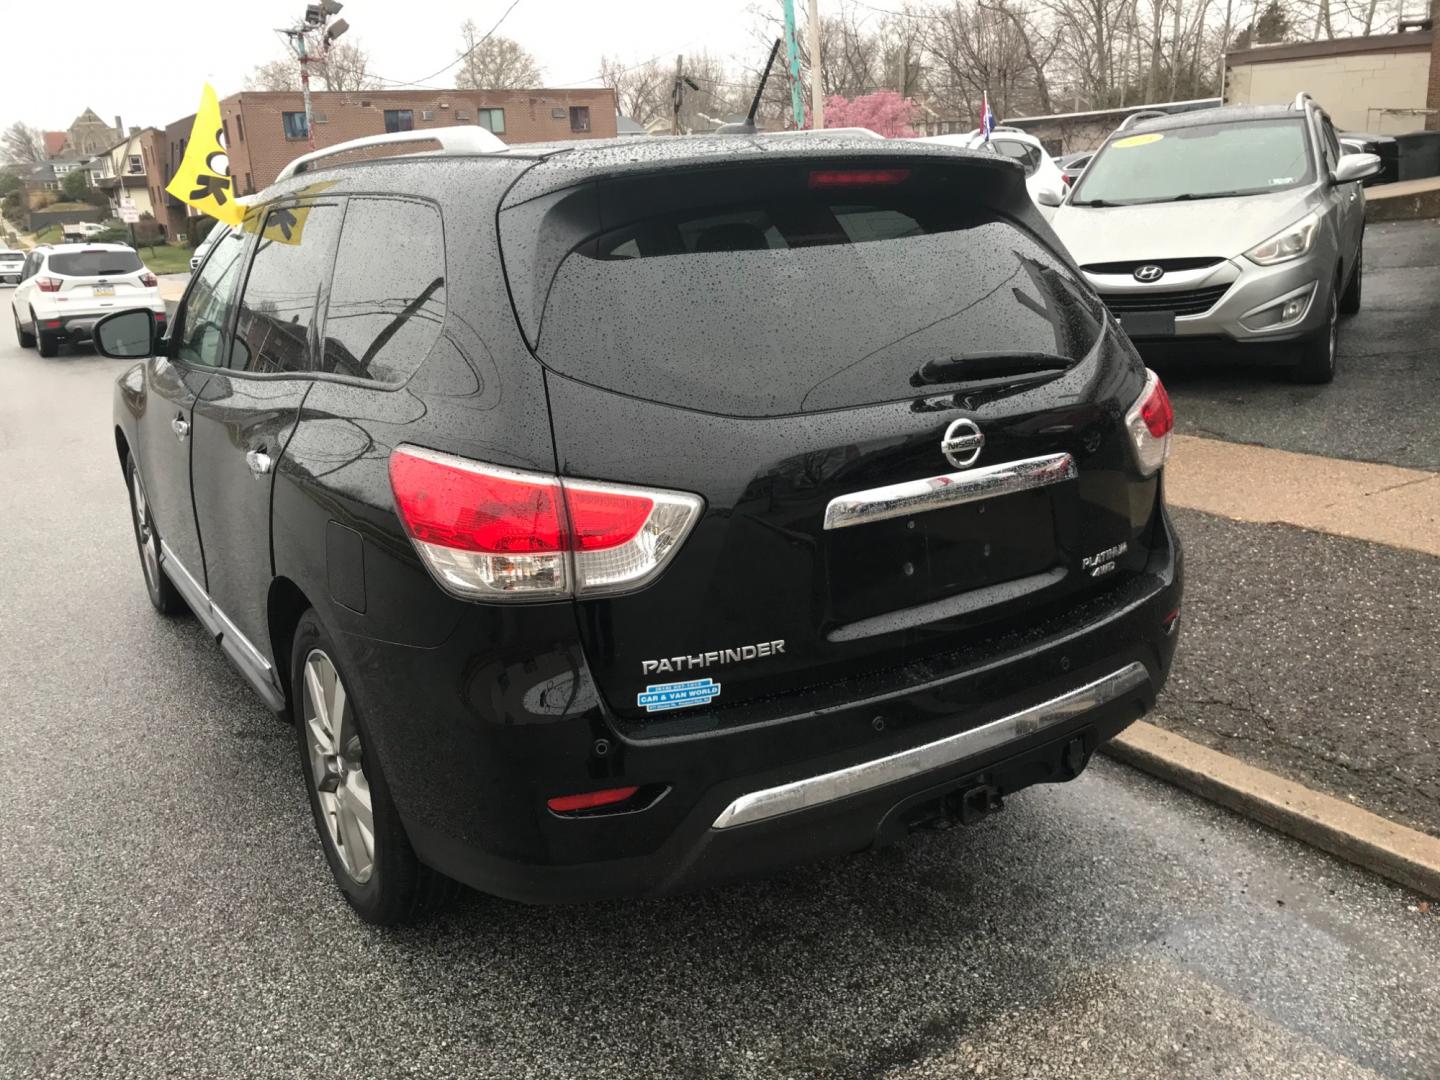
[547,786,641,814]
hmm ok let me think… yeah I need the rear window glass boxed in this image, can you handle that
[512,165,1101,416]
[48,251,143,276]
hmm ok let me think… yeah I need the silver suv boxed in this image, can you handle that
[1051,95,1380,383]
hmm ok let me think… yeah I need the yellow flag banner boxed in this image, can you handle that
[240,181,337,246]
[165,84,244,227]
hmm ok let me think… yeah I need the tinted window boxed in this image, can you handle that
[1074,118,1314,204]
[515,166,1102,417]
[175,229,247,368]
[321,198,446,382]
[48,250,143,276]
[992,140,1041,176]
[230,203,342,375]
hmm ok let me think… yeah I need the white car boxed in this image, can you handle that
[0,248,24,286]
[190,225,227,272]
[918,128,1068,217]
[10,243,166,357]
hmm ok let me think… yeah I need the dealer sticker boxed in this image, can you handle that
[637,678,721,713]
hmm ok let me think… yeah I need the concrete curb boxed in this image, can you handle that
[1103,720,1440,899]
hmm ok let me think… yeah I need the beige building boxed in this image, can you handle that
[1225,30,1434,133]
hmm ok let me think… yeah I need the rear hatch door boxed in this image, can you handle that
[48,248,148,307]
[502,154,1155,727]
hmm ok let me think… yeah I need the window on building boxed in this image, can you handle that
[569,106,591,133]
[384,109,414,134]
[321,198,446,383]
[230,202,343,374]
[236,115,245,142]
[127,154,144,175]
[222,119,230,146]
[282,112,309,140]
[476,108,506,134]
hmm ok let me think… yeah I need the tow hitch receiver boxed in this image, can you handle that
[954,783,1004,825]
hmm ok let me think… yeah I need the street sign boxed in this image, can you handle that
[119,207,140,224]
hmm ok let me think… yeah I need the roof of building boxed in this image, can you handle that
[616,116,648,136]
[43,132,68,157]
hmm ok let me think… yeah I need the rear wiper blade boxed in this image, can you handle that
[911,352,1072,387]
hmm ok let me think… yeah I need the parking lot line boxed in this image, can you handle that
[1165,434,1440,557]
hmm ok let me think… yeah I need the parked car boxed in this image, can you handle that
[0,248,24,286]
[60,221,106,242]
[98,127,1183,924]
[1338,131,1398,186]
[1055,150,1096,186]
[1050,95,1379,383]
[11,243,165,357]
[918,128,1068,216]
[189,225,226,272]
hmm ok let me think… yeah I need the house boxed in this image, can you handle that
[53,109,124,157]
[93,128,167,228]
[1225,26,1435,134]
[159,87,619,242]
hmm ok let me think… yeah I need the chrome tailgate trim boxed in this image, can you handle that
[822,452,1077,531]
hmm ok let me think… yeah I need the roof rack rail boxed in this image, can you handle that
[275,127,507,184]
[1115,109,1168,132]
[1290,91,1315,111]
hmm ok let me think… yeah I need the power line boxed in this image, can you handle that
[368,0,525,89]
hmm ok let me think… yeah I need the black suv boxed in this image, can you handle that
[100,131,1183,924]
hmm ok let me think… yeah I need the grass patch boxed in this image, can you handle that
[134,244,193,275]
[32,224,62,244]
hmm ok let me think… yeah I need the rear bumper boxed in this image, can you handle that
[345,507,1183,905]
[33,306,166,342]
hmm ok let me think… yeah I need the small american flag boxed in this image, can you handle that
[979,92,996,142]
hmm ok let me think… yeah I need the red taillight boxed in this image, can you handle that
[389,446,702,600]
[390,451,565,554]
[808,168,910,188]
[1124,369,1173,476]
[546,786,640,814]
[566,486,654,551]
[139,272,158,287]
[36,277,62,293]
[1140,376,1174,438]
[1061,172,1072,186]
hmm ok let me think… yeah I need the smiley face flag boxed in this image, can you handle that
[165,84,245,227]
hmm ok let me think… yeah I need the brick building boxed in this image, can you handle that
[157,86,616,242]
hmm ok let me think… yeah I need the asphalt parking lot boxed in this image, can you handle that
[3,223,1440,1078]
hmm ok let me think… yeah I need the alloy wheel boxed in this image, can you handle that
[303,649,375,884]
[131,470,160,596]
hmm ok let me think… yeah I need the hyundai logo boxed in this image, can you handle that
[940,418,984,470]
[1133,264,1165,283]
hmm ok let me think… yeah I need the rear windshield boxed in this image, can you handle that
[48,251,143,276]
[1072,118,1314,205]
[511,164,1102,416]
[0,252,22,262]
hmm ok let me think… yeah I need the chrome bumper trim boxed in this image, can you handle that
[822,453,1077,531]
[710,662,1150,830]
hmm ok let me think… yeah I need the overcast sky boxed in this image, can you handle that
[2,0,786,137]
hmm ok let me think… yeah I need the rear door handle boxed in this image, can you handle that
[171,416,189,441]
[245,449,273,478]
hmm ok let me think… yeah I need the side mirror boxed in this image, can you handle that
[93,308,158,359]
[1036,186,1064,208]
[1332,152,1381,185]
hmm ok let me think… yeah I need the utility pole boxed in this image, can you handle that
[808,0,824,129]
[670,55,699,136]
[281,2,349,153]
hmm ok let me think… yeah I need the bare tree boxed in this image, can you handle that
[455,26,543,90]
[245,39,378,91]
[2,122,46,164]
[600,56,672,127]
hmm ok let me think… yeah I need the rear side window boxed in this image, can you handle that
[229,202,342,374]
[321,198,446,382]
[507,163,1101,417]
[991,139,1042,177]
[48,250,142,276]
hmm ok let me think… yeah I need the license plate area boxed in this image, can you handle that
[825,488,1059,624]
[92,284,115,297]
[1119,311,1175,338]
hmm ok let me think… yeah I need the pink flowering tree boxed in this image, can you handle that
[810,91,920,138]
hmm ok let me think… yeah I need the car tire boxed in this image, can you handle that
[291,609,462,925]
[1339,243,1362,315]
[14,310,35,348]
[125,454,188,615]
[1291,280,1338,385]
[33,310,59,357]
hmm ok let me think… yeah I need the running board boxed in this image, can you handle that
[159,542,287,713]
